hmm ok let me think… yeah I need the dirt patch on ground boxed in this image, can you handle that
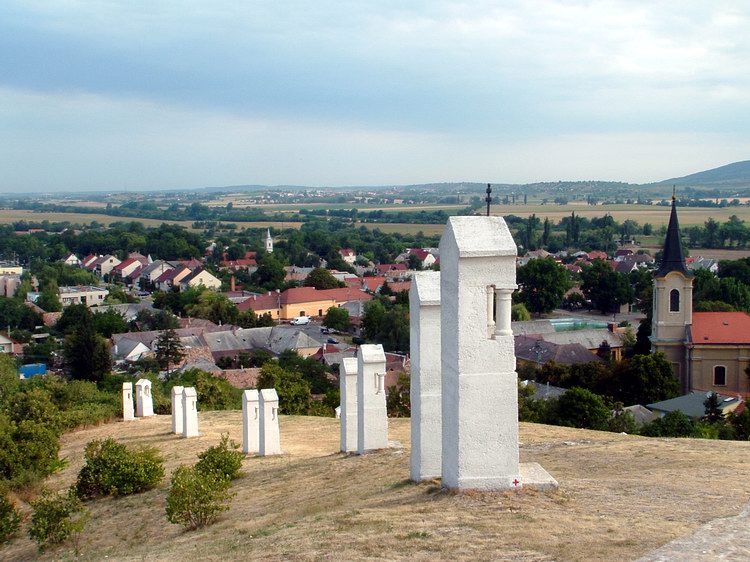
[2,414,749,562]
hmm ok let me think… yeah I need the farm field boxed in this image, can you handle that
[0,210,303,232]
[2,412,749,561]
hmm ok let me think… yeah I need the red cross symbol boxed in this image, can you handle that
[512,479,520,487]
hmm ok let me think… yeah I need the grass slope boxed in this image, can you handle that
[3,412,749,562]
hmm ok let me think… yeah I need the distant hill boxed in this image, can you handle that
[654,160,750,189]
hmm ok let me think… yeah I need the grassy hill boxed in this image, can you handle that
[2,412,749,561]
[655,160,750,189]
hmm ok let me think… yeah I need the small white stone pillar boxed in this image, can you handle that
[182,387,199,438]
[122,382,134,421]
[410,271,442,481]
[135,378,154,417]
[171,386,184,434]
[259,388,281,456]
[340,357,359,453]
[242,389,260,455]
[440,216,520,490]
[357,344,388,454]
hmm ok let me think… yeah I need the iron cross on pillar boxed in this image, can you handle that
[485,183,492,216]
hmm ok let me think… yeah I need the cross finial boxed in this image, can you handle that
[485,183,492,216]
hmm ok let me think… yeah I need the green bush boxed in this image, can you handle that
[195,435,244,480]
[0,494,22,544]
[28,488,89,551]
[165,466,234,530]
[75,438,164,499]
[13,421,61,480]
[641,410,695,438]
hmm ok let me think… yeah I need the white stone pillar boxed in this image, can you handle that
[171,386,184,434]
[494,287,515,337]
[410,271,442,481]
[122,382,134,421]
[259,388,281,456]
[357,344,388,454]
[182,387,199,438]
[440,216,521,490]
[242,389,260,455]
[340,357,359,453]
[135,379,154,417]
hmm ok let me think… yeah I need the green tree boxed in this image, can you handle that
[386,373,410,417]
[251,252,286,290]
[511,303,531,321]
[548,387,610,430]
[256,363,311,415]
[703,392,724,424]
[517,258,572,315]
[304,267,344,289]
[186,291,238,325]
[581,259,634,314]
[63,308,112,382]
[92,309,128,338]
[323,307,351,332]
[612,352,679,405]
[154,328,185,374]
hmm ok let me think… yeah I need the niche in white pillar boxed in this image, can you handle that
[259,388,281,456]
[242,389,260,455]
[171,385,184,434]
[340,357,359,453]
[410,271,442,481]
[182,387,199,438]
[357,344,388,454]
[122,382,134,421]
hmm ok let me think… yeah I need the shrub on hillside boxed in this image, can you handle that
[0,494,22,544]
[28,488,89,551]
[640,410,695,438]
[165,466,234,530]
[75,438,164,499]
[195,435,244,480]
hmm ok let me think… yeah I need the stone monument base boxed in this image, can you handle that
[520,462,558,491]
[442,463,558,491]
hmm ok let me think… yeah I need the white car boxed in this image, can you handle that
[290,316,311,325]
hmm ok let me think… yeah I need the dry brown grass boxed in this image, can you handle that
[2,413,749,562]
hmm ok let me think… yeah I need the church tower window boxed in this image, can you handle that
[669,289,680,312]
[713,365,726,386]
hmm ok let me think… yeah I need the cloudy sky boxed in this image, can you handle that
[1,1,749,192]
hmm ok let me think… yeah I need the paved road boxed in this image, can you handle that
[636,500,750,561]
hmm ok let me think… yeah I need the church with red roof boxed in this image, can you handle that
[652,195,750,396]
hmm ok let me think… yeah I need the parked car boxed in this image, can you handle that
[326,337,339,344]
[320,327,331,334]
[291,316,311,325]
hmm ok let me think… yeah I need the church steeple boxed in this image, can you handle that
[655,188,692,278]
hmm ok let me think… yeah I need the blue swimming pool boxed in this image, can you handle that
[550,318,609,332]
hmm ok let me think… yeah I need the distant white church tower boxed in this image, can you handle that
[265,229,274,254]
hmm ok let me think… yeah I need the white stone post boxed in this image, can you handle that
[410,271,442,481]
[171,386,184,434]
[122,382,134,421]
[356,344,388,454]
[135,379,154,417]
[440,216,521,490]
[340,357,359,453]
[259,388,281,456]
[182,387,199,438]
[242,389,260,455]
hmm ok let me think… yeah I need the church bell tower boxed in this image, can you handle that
[651,190,692,392]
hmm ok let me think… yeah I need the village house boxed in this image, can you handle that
[237,286,372,321]
[179,268,221,291]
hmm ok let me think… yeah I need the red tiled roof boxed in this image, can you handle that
[362,276,385,292]
[318,287,372,303]
[221,258,257,268]
[410,248,431,261]
[588,251,609,260]
[691,312,750,344]
[339,248,355,257]
[113,257,138,272]
[375,263,407,274]
[127,265,144,280]
[236,293,280,312]
[388,281,411,293]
